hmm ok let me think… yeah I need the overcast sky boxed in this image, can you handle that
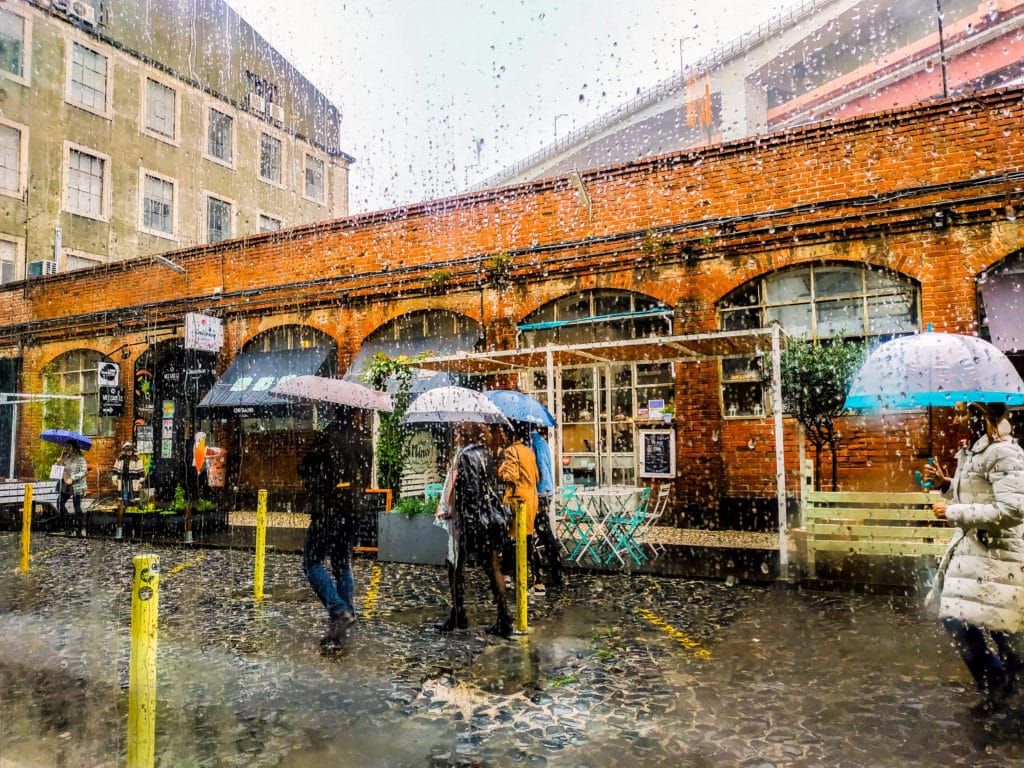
[224,0,805,214]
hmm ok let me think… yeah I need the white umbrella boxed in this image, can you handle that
[269,375,393,411]
[402,385,511,425]
[845,332,1024,409]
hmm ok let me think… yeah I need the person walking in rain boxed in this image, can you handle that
[299,410,372,647]
[530,426,563,588]
[923,401,1024,714]
[436,422,512,636]
[59,442,89,537]
[499,423,542,593]
[112,441,144,509]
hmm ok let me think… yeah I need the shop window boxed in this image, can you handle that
[43,349,115,437]
[717,263,919,418]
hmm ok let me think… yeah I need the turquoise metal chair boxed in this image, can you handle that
[423,483,444,501]
[604,487,652,566]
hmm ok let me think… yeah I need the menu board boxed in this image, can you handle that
[639,429,675,479]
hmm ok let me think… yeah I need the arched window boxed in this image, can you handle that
[717,263,920,416]
[519,289,671,348]
[43,349,116,436]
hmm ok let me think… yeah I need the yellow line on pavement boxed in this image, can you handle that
[164,553,207,578]
[362,564,381,618]
[637,607,712,659]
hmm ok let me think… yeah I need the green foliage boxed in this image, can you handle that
[781,337,866,490]
[359,353,423,497]
[393,496,437,516]
[484,252,514,288]
[27,367,80,479]
[640,229,672,259]
[426,268,452,290]
[173,484,186,512]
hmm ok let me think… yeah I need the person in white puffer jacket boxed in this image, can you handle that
[924,401,1024,714]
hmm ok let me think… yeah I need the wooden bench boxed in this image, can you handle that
[802,490,952,579]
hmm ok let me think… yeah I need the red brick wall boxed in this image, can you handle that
[3,89,1024,515]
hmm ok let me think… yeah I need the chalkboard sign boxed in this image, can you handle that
[639,429,675,479]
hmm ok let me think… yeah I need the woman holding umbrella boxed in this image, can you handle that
[59,442,89,537]
[923,402,1024,714]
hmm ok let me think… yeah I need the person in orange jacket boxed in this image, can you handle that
[498,422,543,593]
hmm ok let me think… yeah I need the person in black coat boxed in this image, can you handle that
[436,421,512,636]
[299,409,372,646]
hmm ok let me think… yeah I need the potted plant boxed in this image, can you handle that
[377,495,448,565]
[661,404,675,423]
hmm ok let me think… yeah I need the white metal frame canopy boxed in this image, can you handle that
[414,326,791,576]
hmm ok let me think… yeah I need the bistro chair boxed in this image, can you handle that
[557,484,600,563]
[603,486,652,567]
[634,484,670,560]
[423,483,444,501]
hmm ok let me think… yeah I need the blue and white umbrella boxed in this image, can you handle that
[483,390,556,426]
[844,332,1024,410]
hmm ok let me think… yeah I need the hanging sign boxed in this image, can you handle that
[98,361,120,387]
[184,313,224,352]
[99,386,125,416]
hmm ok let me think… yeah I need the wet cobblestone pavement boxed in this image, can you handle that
[2,531,1024,767]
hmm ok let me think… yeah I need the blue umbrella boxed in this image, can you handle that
[483,390,556,426]
[40,428,92,450]
[845,332,1024,410]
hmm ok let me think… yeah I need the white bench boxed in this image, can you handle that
[0,480,62,514]
[802,490,951,579]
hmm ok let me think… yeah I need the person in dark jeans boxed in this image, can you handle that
[299,410,372,647]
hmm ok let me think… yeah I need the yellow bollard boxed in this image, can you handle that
[127,554,159,768]
[19,484,33,573]
[514,499,528,633]
[254,489,267,602]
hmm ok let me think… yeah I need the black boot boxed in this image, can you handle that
[440,608,468,632]
[487,597,513,638]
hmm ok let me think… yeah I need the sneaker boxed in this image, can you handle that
[533,583,546,594]
[503,575,513,588]
[79,529,87,538]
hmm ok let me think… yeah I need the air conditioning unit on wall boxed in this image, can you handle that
[27,260,58,277]
[69,1,96,26]
[246,93,266,113]
[269,104,285,122]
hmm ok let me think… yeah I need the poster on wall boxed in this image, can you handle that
[135,425,154,455]
[639,429,675,479]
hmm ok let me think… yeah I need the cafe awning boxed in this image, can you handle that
[196,346,333,417]
[411,328,779,375]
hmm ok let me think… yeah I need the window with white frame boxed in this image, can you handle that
[0,121,22,195]
[43,349,114,437]
[258,214,282,233]
[260,133,282,184]
[63,251,103,272]
[144,78,176,140]
[0,7,26,80]
[717,263,920,417]
[141,172,175,236]
[65,146,107,219]
[207,108,233,164]
[69,42,108,113]
[304,154,324,201]
[207,196,231,243]
[0,238,18,284]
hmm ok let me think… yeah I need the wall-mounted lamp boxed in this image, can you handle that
[153,254,187,274]
[932,209,950,229]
